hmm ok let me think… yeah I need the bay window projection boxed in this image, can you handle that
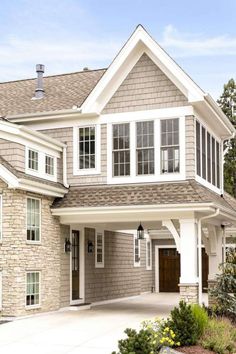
[112,123,130,177]
[161,118,180,173]
[27,198,40,242]
[196,120,220,188]
[136,121,154,175]
[79,126,96,169]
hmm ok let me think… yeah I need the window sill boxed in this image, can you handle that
[134,263,141,268]
[26,241,41,246]
[25,305,41,310]
[73,169,101,176]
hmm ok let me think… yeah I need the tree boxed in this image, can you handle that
[217,79,236,196]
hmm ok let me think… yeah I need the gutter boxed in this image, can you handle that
[197,208,220,305]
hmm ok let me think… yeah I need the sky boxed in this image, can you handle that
[0,0,236,99]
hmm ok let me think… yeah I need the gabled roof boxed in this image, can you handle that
[0,69,105,116]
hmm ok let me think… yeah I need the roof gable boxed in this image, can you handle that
[102,53,188,114]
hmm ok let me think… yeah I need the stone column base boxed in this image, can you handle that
[208,280,217,307]
[179,283,198,304]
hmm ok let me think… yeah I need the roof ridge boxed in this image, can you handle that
[0,67,107,85]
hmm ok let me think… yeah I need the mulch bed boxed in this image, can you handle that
[177,346,216,354]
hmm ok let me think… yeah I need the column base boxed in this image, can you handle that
[179,283,199,304]
[207,280,217,307]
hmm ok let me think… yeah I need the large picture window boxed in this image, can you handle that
[136,121,154,175]
[112,123,130,177]
[161,119,179,173]
[79,126,96,170]
[27,198,40,242]
[26,272,40,307]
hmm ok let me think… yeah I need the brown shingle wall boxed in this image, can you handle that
[102,53,188,114]
[85,229,153,303]
[0,138,25,172]
[185,115,195,179]
[41,125,107,186]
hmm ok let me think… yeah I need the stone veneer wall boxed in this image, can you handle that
[0,180,62,316]
[85,229,153,303]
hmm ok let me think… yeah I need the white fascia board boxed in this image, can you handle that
[18,178,68,197]
[0,164,19,188]
[80,25,204,114]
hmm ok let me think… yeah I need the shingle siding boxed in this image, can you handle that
[0,138,25,172]
[185,115,196,179]
[102,53,188,114]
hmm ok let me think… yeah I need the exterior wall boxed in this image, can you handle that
[185,115,196,179]
[41,125,107,186]
[85,229,153,303]
[102,53,188,114]
[60,225,70,308]
[0,180,62,316]
[0,138,25,172]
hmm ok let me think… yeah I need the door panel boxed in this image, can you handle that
[72,230,80,301]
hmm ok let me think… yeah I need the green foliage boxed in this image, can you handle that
[199,318,236,354]
[167,301,198,346]
[191,304,208,337]
[217,78,236,196]
[209,247,236,315]
[112,318,180,354]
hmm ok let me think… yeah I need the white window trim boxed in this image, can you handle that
[25,271,41,309]
[73,124,101,176]
[107,116,185,184]
[146,238,152,270]
[95,229,104,268]
[25,147,57,182]
[134,234,141,267]
[45,154,55,177]
[0,271,2,310]
[0,195,2,243]
[26,197,41,244]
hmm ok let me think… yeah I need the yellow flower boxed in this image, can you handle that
[177,342,180,346]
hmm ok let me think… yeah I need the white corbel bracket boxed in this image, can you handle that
[162,219,180,252]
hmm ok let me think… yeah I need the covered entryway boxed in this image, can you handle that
[158,247,209,292]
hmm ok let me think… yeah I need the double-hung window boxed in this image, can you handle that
[79,126,96,170]
[136,121,154,175]
[95,231,104,268]
[160,119,179,173]
[27,198,40,242]
[0,195,2,242]
[26,272,40,307]
[28,149,38,171]
[112,123,130,177]
[45,155,54,176]
[134,236,140,267]
[146,239,152,270]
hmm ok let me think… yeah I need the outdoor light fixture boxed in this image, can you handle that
[64,238,72,253]
[137,223,144,240]
[87,240,94,253]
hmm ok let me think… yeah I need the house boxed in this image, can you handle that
[0,25,235,317]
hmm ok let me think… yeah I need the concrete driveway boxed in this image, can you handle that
[0,293,181,354]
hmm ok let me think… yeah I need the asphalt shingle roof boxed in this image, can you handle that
[0,69,106,116]
[52,180,236,213]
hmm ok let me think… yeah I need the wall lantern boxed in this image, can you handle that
[88,240,94,253]
[64,238,72,253]
[137,223,144,240]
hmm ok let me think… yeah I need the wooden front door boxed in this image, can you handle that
[159,248,180,292]
[159,248,209,292]
[72,230,80,301]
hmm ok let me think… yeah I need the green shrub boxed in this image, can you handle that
[112,318,180,354]
[191,304,208,337]
[167,301,198,346]
[199,317,236,354]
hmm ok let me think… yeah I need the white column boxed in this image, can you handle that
[179,219,198,284]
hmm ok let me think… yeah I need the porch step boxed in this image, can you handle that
[69,303,91,311]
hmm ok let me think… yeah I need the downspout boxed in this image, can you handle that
[63,145,69,188]
[197,208,220,305]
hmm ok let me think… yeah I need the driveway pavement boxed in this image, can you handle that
[0,293,182,354]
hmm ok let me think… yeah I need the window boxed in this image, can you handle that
[161,119,179,173]
[79,126,96,169]
[134,236,140,266]
[26,272,40,307]
[196,120,221,189]
[28,149,38,171]
[0,195,2,242]
[113,123,130,177]
[27,198,40,242]
[136,121,154,175]
[45,155,54,175]
[0,271,2,310]
[146,239,152,270]
[95,231,104,268]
